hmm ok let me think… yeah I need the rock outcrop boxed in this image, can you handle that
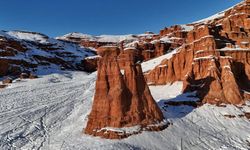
[84,46,167,139]
[0,30,96,79]
[81,56,101,72]
[145,0,250,105]
[2,77,12,84]
[182,57,244,105]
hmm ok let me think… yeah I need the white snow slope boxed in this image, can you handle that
[0,53,250,150]
[141,48,178,73]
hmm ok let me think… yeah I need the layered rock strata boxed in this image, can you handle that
[84,47,167,139]
[145,0,250,105]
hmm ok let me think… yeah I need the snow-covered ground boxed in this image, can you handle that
[141,48,178,73]
[7,31,51,44]
[0,71,96,150]
[0,69,249,150]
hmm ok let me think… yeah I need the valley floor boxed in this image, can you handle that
[0,71,250,150]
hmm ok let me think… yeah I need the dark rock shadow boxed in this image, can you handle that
[233,62,250,92]
[183,76,215,101]
[157,76,216,120]
[157,92,199,119]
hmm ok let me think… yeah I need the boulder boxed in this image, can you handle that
[0,84,7,89]
[2,77,12,84]
[81,56,101,72]
[29,74,38,79]
[20,73,29,79]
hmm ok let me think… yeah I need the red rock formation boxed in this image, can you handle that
[81,40,116,49]
[84,47,167,139]
[182,57,244,105]
[59,26,188,63]
[81,56,101,72]
[160,25,188,38]
[145,0,250,105]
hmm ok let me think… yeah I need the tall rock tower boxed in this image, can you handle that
[84,46,167,139]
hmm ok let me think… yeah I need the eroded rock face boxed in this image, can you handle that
[84,47,167,139]
[182,57,244,105]
[81,56,101,72]
[145,0,250,105]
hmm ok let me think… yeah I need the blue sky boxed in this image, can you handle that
[0,0,242,37]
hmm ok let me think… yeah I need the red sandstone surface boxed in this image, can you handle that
[146,0,250,105]
[84,47,167,139]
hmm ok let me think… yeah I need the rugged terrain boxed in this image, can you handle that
[146,0,250,105]
[57,26,191,72]
[0,68,249,150]
[0,0,250,149]
[0,30,96,79]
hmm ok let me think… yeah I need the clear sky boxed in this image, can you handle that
[0,0,242,37]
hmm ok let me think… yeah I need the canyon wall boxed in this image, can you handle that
[146,0,250,105]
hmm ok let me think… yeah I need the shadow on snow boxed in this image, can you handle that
[157,92,199,120]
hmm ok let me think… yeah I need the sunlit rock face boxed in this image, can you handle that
[145,0,250,105]
[84,46,167,139]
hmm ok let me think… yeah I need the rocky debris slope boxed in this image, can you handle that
[145,0,250,105]
[84,46,167,139]
[0,30,96,79]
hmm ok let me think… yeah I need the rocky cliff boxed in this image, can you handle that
[84,46,167,139]
[146,0,250,105]
[1,1,249,106]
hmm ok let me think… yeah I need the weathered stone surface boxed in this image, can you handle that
[29,74,38,79]
[20,73,29,79]
[145,0,250,105]
[81,56,101,72]
[2,77,12,84]
[84,47,167,139]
